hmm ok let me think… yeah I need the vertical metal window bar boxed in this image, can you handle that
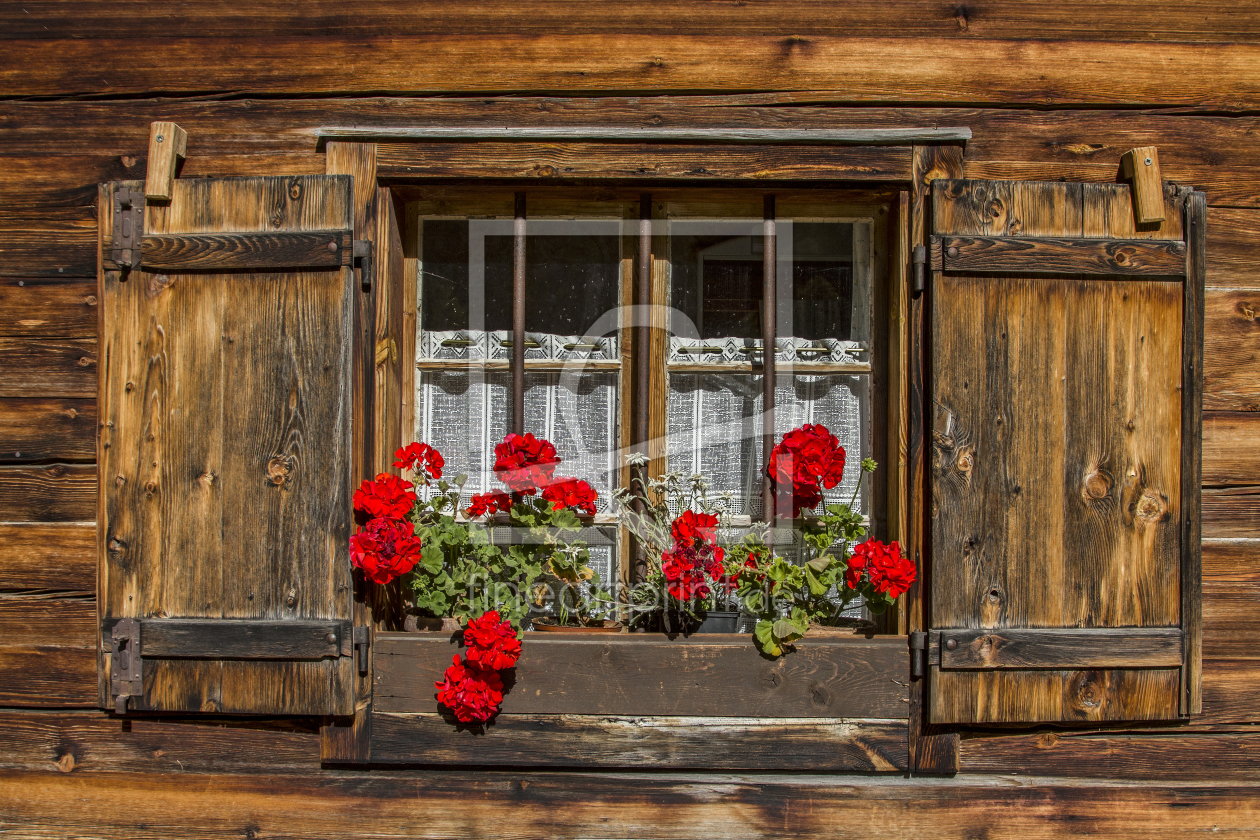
[762,196,777,534]
[633,193,652,581]
[512,192,527,435]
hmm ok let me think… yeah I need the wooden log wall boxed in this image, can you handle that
[1,2,1258,836]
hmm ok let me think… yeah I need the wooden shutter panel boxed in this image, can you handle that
[98,176,360,716]
[926,179,1203,724]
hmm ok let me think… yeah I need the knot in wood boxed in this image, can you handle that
[955,447,974,476]
[1082,470,1111,501]
[533,165,558,177]
[288,179,303,201]
[284,588,298,608]
[808,682,831,708]
[266,456,294,487]
[146,274,173,296]
[1072,672,1103,709]
[1135,490,1169,522]
[760,668,783,689]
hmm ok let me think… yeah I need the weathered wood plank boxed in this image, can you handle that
[0,712,321,775]
[0,219,97,277]
[1203,486,1260,539]
[936,235,1186,276]
[1202,539,1260,582]
[1200,658,1260,723]
[0,598,94,646]
[138,619,347,660]
[0,398,95,463]
[1,770,1259,840]
[1203,414,1260,485]
[0,278,98,339]
[0,338,96,398]
[3,37,1260,108]
[0,523,95,592]
[0,465,96,522]
[133,231,352,272]
[1207,208,1260,288]
[931,668,1182,724]
[374,633,909,719]
[370,713,908,771]
[1203,581,1260,661]
[376,141,913,180]
[936,628,1183,671]
[0,646,97,707]
[961,730,1260,781]
[1182,191,1206,715]
[6,0,1260,42]
[1204,289,1260,411]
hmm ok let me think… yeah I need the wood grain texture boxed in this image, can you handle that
[0,464,95,522]
[0,598,95,648]
[1203,581,1260,661]
[0,711,321,775]
[7,1,1260,42]
[99,176,357,716]
[2,770,1259,840]
[0,523,95,592]
[374,633,909,719]
[1204,289,1260,411]
[376,142,912,180]
[0,398,95,463]
[370,713,908,772]
[937,235,1186,276]
[138,619,348,660]
[1207,208,1260,288]
[937,629,1183,670]
[3,37,1260,108]
[1203,486,1260,538]
[1201,658,1260,723]
[930,178,1187,724]
[0,278,98,338]
[1182,190,1206,715]
[0,338,96,398]
[134,231,352,271]
[1203,539,1260,582]
[961,730,1260,781]
[0,646,97,707]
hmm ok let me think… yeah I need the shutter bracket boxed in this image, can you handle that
[352,239,373,292]
[110,185,146,278]
[353,625,370,675]
[110,618,143,715]
[911,244,927,296]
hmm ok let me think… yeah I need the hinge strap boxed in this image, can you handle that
[909,630,928,679]
[353,625,370,675]
[911,244,927,296]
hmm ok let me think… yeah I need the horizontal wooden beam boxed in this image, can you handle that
[934,235,1187,276]
[375,632,908,719]
[332,126,970,144]
[367,713,908,772]
[130,619,351,660]
[115,231,354,272]
[934,628,1183,670]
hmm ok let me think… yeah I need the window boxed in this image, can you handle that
[410,189,893,605]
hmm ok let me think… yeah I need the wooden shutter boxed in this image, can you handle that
[925,179,1203,724]
[98,176,362,716]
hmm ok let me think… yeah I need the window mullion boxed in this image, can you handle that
[762,195,777,532]
[512,191,526,435]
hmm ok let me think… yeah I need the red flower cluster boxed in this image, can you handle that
[845,538,916,599]
[353,472,417,520]
[767,424,846,518]
[394,442,444,482]
[436,611,520,723]
[349,516,423,585]
[493,433,561,494]
[541,477,598,516]
[435,655,505,724]
[466,489,512,518]
[662,511,726,602]
[463,610,522,670]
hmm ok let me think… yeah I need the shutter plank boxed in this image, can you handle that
[140,231,351,271]
[936,628,1182,670]
[937,236,1186,275]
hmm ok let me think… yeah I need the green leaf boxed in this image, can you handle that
[754,620,782,657]
[806,554,832,573]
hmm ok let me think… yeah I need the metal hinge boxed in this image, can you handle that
[111,185,146,277]
[909,631,928,679]
[352,239,373,292]
[353,625,370,675]
[911,244,927,297]
[110,618,143,714]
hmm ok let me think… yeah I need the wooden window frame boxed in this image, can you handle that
[320,135,967,774]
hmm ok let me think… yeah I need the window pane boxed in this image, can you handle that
[666,372,869,518]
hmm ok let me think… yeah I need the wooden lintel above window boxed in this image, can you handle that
[318,126,972,146]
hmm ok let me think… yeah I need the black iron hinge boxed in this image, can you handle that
[909,631,928,679]
[110,184,146,277]
[109,617,143,715]
[911,244,927,296]
[353,625,370,675]
[353,239,373,292]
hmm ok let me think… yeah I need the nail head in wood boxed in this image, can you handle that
[144,121,188,203]
[1120,146,1166,225]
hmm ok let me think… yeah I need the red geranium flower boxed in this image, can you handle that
[767,424,845,517]
[463,610,522,670]
[493,432,560,494]
[846,538,916,599]
[466,490,512,518]
[541,477,598,516]
[670,510,719,548]
[435,655,505,723]
[353,473,417,520]
[393,442,445,482]
[662,549,711,602]
[349,516,423,585]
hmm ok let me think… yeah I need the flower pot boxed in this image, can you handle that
[694,610,741,634]
[529,618,622,633]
